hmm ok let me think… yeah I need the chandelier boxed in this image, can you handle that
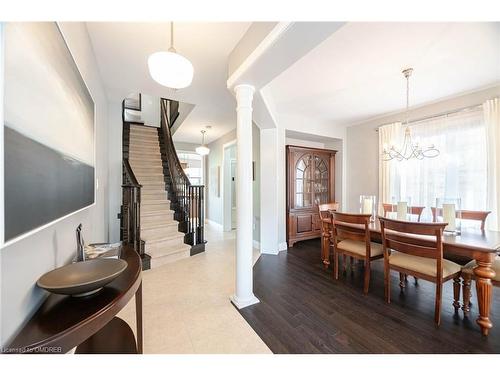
[148,22,194,89]
[382,68,440,161]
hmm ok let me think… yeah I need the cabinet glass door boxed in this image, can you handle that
[295,154,312,208]
[313,155,329,205]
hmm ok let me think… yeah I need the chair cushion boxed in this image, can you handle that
[462,256,500,282]
[389,251,461,278]
[337,239,383,257]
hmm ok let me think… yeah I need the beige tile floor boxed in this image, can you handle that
[117,223,272,354]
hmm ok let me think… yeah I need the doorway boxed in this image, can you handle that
[223,141,237,232]
[230,159,237,229]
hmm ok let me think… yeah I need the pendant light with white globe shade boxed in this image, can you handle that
[196,130,210,156]
[148,22,194,89]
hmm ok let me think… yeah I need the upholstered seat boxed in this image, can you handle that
[461,256,500,282]
[337,239,384,257]
[389,251,461,278]
[379,217,461,326]
[331,212,381,294]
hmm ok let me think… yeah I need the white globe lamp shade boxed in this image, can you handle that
[148,51,194,89]
[195,145,210,156]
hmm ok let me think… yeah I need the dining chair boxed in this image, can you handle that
[318,203,340,268]
[379,217,462,326]
[431,208,492,266]
[382,203,425,222]
[431,208,491,230]
[330,212,384,294]
[460,256,500,316]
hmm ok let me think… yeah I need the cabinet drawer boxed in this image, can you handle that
[312,213,321,231]
[296,214,313,233]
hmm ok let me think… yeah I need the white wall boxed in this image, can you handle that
[107,99,122,242]
[206,125,261,242]
[140,93,160,127]
[346,85,500,212]
[0,22,109,345]
[174,141,199,153]
[206,129,236,226]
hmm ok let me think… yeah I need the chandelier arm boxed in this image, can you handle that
[382,68,440,162]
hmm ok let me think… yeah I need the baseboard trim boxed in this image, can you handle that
[230,294,260,309]
[278,242,288,251]
[205,219,223,231]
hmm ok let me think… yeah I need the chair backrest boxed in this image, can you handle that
[318,202,339,222]
[382,203,425,222]
[379,216,447,279]
[431,208,491,230]
[331,212,371,247]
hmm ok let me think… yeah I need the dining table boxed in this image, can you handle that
[324,213,500,336]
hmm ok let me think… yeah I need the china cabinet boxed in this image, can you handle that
[286,145,336,247]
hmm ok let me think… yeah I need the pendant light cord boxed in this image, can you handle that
[406,71,410,126]
[170,22,174,49]
[168,22,176,53]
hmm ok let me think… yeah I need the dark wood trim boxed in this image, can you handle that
[75,317,138,354]
[5,245,143,354]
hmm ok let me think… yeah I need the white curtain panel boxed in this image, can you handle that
[378,122,402,214]
[484,97,500,231]
[379,109,488,224]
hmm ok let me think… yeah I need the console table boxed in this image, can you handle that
[5,244,143,354]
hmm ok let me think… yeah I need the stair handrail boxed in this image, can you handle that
[160,98,191,187]
[159,98,206,250]
[122,153,142,256]
[123,157,142,188]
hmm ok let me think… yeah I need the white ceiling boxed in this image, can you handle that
[86,22,250,143]
[265,22,500,128]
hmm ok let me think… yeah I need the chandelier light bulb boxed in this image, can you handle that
[148,22,194,89]
[196,130,210,156]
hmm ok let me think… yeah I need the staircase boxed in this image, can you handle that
[128,124,191,268]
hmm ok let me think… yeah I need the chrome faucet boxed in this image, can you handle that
[76,224,85,262]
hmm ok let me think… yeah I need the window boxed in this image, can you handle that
[177,151,203,185]
[381,108,487,223]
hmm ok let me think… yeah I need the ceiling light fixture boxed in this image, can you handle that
[382,68,440,161]
[196,130,210,156]
[148,22,194,89]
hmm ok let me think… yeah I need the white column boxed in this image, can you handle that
[231,84,259,309]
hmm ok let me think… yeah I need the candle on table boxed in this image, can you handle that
[442,203,456,232]
[362,198,373,215]
[397,201,407,221]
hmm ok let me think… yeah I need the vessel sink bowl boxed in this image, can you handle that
[37,258,128,297]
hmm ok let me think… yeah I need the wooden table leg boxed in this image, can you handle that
[135,281,143,353]
[474,254,496,336]
[321,226,331,269]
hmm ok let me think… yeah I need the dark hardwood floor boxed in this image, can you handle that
[237,239,500,354]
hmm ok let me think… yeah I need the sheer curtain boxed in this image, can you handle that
[379,108,487,223]
[378,122,402,214]
[484,98,500,231]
